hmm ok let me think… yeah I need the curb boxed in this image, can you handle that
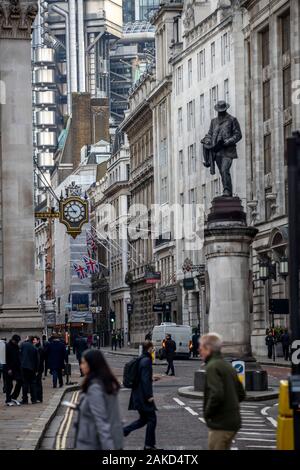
[18,384,80,450]
[178,386,279,402]
[105,350,168,366]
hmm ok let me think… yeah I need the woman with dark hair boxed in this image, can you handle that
[74,349,123,450]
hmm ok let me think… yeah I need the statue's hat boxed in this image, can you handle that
[214,100,230,112]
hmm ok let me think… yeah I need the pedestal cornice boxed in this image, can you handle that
[0,0,38,39]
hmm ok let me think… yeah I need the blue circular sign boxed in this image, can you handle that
[234,363,244,374]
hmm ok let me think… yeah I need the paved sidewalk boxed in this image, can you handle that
[0,365,81,450]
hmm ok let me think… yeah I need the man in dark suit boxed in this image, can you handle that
[123,341,157,449]
[201,101,242,197]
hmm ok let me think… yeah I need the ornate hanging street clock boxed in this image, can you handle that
[59,196,89,238]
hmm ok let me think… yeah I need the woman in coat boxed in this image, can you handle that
[74,349,123,450]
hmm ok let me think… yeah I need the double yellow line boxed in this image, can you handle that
[55,390,80,450]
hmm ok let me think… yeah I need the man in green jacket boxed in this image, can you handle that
[199,333,246,450]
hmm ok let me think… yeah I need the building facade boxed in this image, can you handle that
[149,1,185,325]
[121,73,156,344]
[242,0,300,355]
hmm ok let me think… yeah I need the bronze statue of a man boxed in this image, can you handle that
[201,101,242,197]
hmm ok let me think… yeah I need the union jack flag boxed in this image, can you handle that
[73,263,88,280]
[86,230,97,252]
[82,255,99,274]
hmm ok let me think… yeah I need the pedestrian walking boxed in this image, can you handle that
[265,331,275,359]
[164,334,176,376]
[74,332,89,376]
[192,331,200,358]
[20,337,39,404]
[5,335,22,406]
[117,330,122,349]
[0,338,6,394]
[280,329,290,361]
[47,333,67,388]
[42,334,50,377]
[123,340,157,450]
[111,331,117,351]
[73,349,123,450]
[33,336,44,402]
[199,333,245,450]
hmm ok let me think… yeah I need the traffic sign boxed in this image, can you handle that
[232,360,246,388]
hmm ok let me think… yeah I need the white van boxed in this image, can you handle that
[152,323,192,359]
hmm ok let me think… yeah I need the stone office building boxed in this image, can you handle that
[242,0,300,355]
[121,72,156,344]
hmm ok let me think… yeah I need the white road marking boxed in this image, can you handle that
[199,417,206,423]
[238,432,275,436]
[246,445,276,449]
[173,397,185,406]
[241,424,268,427]
[241,429,274,432]
[237,437,276,442]
[185,406,199,416]
[267,416,278,428]
[261,406,271,415]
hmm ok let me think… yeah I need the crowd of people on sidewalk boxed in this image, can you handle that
[111,330,124,351]
[265,327,291,360]
[0,333,71,406]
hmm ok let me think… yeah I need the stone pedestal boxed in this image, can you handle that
[205,196,257,358]
[194,197,268,391]
[0,1,42,337]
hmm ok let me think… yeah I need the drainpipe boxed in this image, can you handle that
[69,0,78,93]
[51,5,72,115]
[77,0,86,92]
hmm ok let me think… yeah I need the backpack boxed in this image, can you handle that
[123,356,142,389]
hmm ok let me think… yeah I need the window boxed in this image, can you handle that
[188,58,193,87]
[188,143,196,173]
[126,164,130,180]
[197,49,206,80]
[261,28,270,68]
[224,79,229,103]
[187,100,195,131]
[263,80,271,121]
[179,150,184,178]
[221,32,230,65]
[178,107,183,136]
[264,134,272,174]
[283,66,291,109]
[211,42,216,72]
[210,85,218,117]
[284,122,292,165]
[200,94,205,125]
[176,65,183,94]
[160,176,168,204]
[189,188,197,229]
[282,12,290,55]
[160,138,167,166]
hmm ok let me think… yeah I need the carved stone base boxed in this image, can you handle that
[0,305,42,338]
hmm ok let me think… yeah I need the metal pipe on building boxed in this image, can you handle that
[51,5,71,115]
[69,0,78,93]
[77,0,86,92]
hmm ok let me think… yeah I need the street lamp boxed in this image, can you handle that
[258,259,271,283]
[279,256,289,279]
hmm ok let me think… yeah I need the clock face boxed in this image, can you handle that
[63,200,86,223]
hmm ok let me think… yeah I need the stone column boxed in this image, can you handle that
[194,197,269,392]
[204,197,257,358]
[0,0,42,336]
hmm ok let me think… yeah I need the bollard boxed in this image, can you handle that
[277,380,294,450]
